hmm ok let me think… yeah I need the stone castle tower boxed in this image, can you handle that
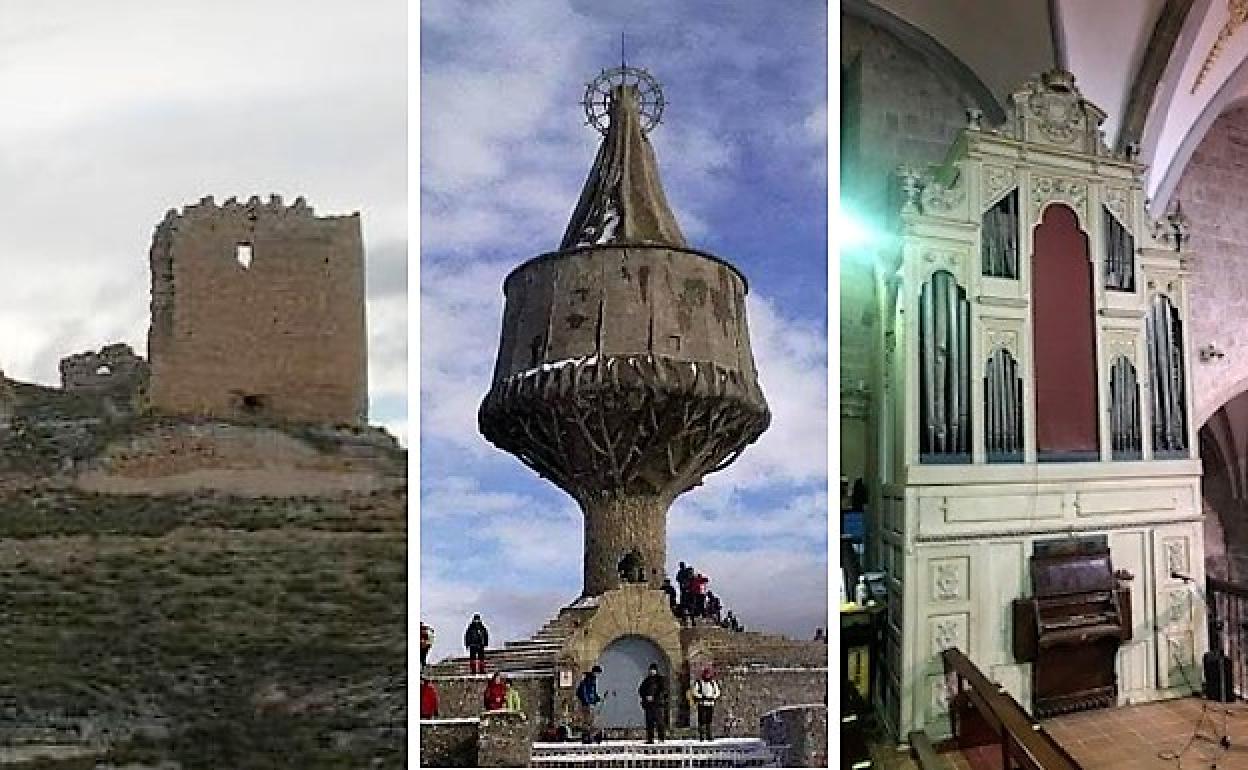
[147,195,368,425]
[479,73,771,596]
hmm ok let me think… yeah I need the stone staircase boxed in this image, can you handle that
[682,626,828,669]
[530,738,785,767]
[424,608,589,676]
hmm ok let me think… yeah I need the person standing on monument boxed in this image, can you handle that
[692,667,722,741]
[690,572,710,621]
[420,622,434,667]
[576,665,603,743]
[638,663,669,743]
[704,591,722,624]
[483,672,508,711]
[660,577,679,616]
[464,614,489,674]
[676,562,694,618]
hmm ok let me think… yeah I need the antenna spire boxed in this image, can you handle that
[620,32,626,70]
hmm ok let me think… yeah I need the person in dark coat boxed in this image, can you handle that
[576,665,603,743]
[660,578,678,616]
[638,663,668,743]
[704,591,722,624]
[676,562,694,617]
[420,622,434,667]
[464,614,489,674]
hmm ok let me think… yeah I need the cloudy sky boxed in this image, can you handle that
[420,0,828,661]
[0,1,407,441]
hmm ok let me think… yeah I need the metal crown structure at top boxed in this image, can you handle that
[582,66,666,135]
[481,62,769,597]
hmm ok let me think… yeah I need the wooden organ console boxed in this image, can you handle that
[1012,538,1132,717]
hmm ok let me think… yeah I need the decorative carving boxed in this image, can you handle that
[1166,589,1192,626]
[930,558,968,602]
[930,613,968,655]
[982,165,1017,208]
[1164,538,1189,577]
[921,173,966,215]
[920,248,961,274]
[1103,334,1137,361]
[985,328,1020,357]
[898,166,925,215]
[1104,188,1131,229]
[1033,175,1088,222]
[1192,0,1248,94]
[931,675,954,715]
[1026,71,1087,145]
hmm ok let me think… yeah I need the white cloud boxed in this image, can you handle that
[0,2,406,434]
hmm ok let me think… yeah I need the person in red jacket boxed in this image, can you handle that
[483,672,508,711]
[420,678,440,719]
[690,573,710,621]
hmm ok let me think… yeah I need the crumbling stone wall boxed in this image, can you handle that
[60,343,149,394]
[147,195,368,425]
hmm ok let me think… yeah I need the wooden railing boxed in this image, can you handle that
[941,648,1083,770]
[907,729,951,770]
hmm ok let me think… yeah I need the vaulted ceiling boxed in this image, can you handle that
[858,0,1248,215]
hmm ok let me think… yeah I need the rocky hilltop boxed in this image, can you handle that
[0,371,406,769]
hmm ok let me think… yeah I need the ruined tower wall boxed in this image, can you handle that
[147,196,368,424]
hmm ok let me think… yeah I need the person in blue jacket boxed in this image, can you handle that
[576,665,603,743]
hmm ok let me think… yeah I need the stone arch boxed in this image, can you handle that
[841,0,1005,124]
[556,585,683,727]
[563,586,683,672]
[1199,389,1248,583]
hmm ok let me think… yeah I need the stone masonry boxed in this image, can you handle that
[840,12,983,478]
[147,195,368,425]
[1173,105,1248,427]
[59,343,149,395]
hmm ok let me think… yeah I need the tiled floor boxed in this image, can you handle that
[1042,697,1248,770]
[868,697,1248,769]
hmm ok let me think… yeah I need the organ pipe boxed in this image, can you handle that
[1103,207,1135,291]
[1148,295,1188,454]
[1110,356,1141,457]
[982,190,1019,279]
[920,271,971,459]
[985,348,1023,459]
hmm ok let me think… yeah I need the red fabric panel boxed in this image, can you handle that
[1032,204,1099,455]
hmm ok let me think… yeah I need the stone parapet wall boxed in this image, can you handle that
[420,719,477,767]
[761,704,828,768]
[683,626,829,668]
[712,668,828,738]
[422,674,554,729]
[478,711,532,767]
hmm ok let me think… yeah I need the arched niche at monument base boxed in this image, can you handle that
[594,635,671,728]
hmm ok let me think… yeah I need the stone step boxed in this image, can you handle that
[530,738,782,768]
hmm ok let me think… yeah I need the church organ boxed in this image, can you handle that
[871,70,1206,739]
[1010,537,1133,717]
